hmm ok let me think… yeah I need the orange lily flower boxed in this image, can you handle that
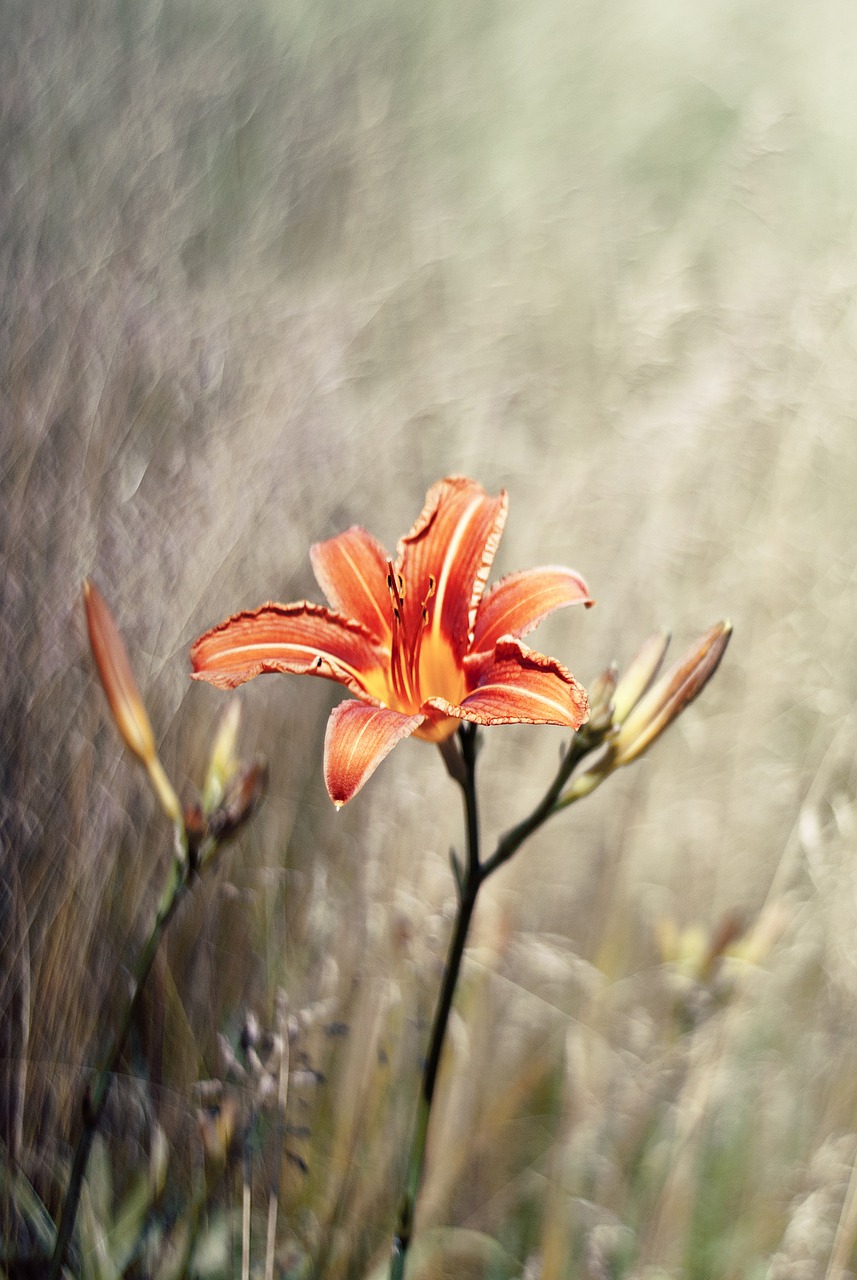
[191,477,591,805]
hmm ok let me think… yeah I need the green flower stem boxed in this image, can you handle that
[390,727,594,1279]
[48,827,190,1280]
[392,726,481,1280]
[480,732,591,878]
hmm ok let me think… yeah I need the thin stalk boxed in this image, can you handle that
[265,1022,289,1280]
[48,829,189,1280]
[480,733,590,879]
[390,727,600,1278]
[390,727,481,1280]
[242,1112,253,1280]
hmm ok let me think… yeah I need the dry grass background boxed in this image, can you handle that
[2,0,857,1275]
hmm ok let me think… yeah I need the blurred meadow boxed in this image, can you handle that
[3,0,857,1275]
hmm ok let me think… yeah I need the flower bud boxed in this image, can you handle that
[557,622,731,811]
[201,698,242,813]
[83,579,182,825]
[609,621,731,767]
[584,664,618,735]
[84,579,156,765]
[209,758,268,841]
[186,758,268,866]
[612,629,671,724]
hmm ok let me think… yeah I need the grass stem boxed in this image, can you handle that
[47,826,190,1280]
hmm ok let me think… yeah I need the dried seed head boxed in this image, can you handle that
[197,1095,238,1165]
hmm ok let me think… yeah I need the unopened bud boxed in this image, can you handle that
[556,621,731,811]
[584,664,618,735]
[609,621,731,767]
[83,580,182,826]
[612,629,671,724]
[202,698,242,813]
[185,757,266,868]
[208,758,268,841]
[84,579,155,765]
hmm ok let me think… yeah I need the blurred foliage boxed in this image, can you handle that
[2,0,857,1274]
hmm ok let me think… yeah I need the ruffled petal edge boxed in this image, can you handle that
[190,601,384,696]
[427,638,589,729]
[395,475,508,661]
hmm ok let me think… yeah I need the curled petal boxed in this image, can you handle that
[472,565,593,653]
[310,526,392,644]
[190,602,384,696]
[396,476,508,662]
[324,701,424,806]
[430,638,589,728]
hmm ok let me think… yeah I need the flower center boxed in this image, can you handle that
[382,560,437,713]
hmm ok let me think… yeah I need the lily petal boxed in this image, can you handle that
[190,602,384,696]
[396,476,508,662]
[324,700,424,806]
[429,638,589,728]
[472,566,593,653]
[310,526,392,645]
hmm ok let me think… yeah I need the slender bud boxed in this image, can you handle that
[209,758,268,840]
[585,664,618,735]
[612,629,671,724]
[556,622,731,812]
[187,757,268,865]
[84,579,156,765]
[609,621,731,767]
[202,698,242,813]
[83,579,182,826]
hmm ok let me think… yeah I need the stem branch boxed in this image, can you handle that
[390,725,597,1278]
[390,727,480,1280]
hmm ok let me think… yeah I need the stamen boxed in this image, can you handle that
[387,559,416,707]
[409,575,436,682]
